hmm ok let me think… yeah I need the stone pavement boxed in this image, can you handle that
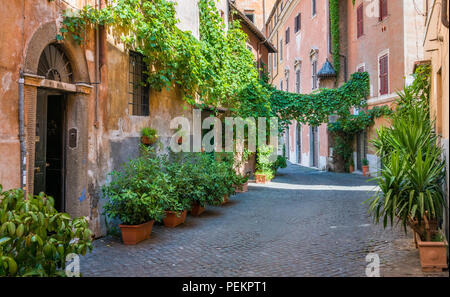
[80,163,448,277]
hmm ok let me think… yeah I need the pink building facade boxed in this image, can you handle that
[266,0,333,170]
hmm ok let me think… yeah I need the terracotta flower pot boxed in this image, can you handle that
[163,210,187,228]
[221,194,229,205]
[255,174,269,184]
[362,165,369,176]
[177,137,183,144]
[119,220,154,245]
[141,136,156,145]
[416,234,448,272]
[349,165,354,173]
[235,182,248,193]
[190,202,205,216]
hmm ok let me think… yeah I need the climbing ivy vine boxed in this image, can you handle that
[58,0,390,169]
[58,0,261,111]
[330,0,340,75]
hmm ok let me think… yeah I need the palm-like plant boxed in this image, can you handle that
[367,65,446,241]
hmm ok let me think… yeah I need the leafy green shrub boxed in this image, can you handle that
[272,155,287,172]
[362,158,369,166]
[0,186,92,276]
[102,155,169,225]
[255,145,276,180]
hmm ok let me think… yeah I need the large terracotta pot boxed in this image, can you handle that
[163,210,187,228]
[190,202,205,216]
[119,220,154,245]
[235,182,248,193]
[255,174,269,184]
[221,194,229,205]
[362,165,369,176]
[416,234,448,272]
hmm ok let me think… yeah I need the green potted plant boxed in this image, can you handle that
[255,145,275,184]
[0,186,92,276]
[161,157,193,227]
[141,127,158,145]
[361,158,369,176]
[103,190,164,245]
[368,66,447,271]
[102,157,166,244]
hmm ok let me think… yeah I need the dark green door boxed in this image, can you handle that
[33,91,65,212]
[33,90,48,196]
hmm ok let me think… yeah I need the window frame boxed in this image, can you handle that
[294,13,301,33]
[357,3,364,38]
[128,50,149,116]
[311,60,318,90]
[379,0,388,21]
[378,51,389,96]
[312,0,317,17]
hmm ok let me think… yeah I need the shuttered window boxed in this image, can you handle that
[312,60,318,90]
[295,13,301,32]
[379,54,389,95]
[295,69,301,93]
[379,0,388,21]
[357,4,364,38]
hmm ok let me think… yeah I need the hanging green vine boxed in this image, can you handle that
[330,0,340,75]
[57,0,261,111]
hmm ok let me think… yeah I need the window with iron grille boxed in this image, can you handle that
[295,69,301,93]
[312,60,318,90]
[129,51,149,116]
[295,13,301,32]
[379,54,389,95]
[285,27,290,44]
[357,3,364,38]
[379,0,388,21]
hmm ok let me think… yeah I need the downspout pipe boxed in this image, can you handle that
[339,54,347,83]
[19,70,26,189]
[442,0,449,28]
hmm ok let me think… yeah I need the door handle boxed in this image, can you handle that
[34,167,40,173]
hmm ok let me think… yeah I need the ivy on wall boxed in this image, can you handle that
[58,0,261,112]
[330,0,340,75]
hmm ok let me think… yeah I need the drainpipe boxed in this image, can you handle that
[19,70,26,189]
[442,0,449,28]
[339,54,348,83]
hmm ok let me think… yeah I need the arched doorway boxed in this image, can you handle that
[34,44,73,212]
[22,21,92,218]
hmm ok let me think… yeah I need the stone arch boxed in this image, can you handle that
[24,21,90,83]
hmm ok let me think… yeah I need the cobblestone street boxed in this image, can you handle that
[81,164,448,277]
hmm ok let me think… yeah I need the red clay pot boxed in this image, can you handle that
[255,174,269,184]
[119,220,154,245]
[235,182,248,193]
[417,234,448,272]
[163,210,187,228]
[362,165,369,176]
[221,194,229,205]
[349,165,354,173]
[141,136,156,145]
[190,203,205,216]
